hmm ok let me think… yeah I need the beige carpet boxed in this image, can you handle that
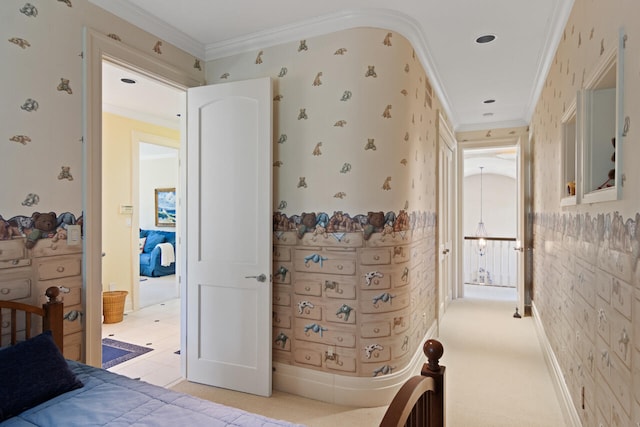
[170,286,567,427]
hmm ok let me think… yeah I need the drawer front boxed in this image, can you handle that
[31,239,82,257]
[295,250,356,275]
[576,261,596,307]
[294,347,322,367]
[325,350,357,373]
[63,331,83,361]
[273,308,292,329]
[325,301,356,325]
[610,309,632,369]
[273,263,292,284]
[34,276,81,305]
[294,321,356,348]
[273,328,292,352]
[360,269,391,290]
[273,246,291,262]
[0,277,31,301]
[610,275,632,320]
[359,249,391,265]
[360,339,392,362]
[0,258,31,270]
[63,304,83,335]
[293,279,323,297]
[0,239,26,262]
[360,288,410,314]
[391,246,410,263]
[35,256,81,280]
[294,273,357,299]
[294,297,322,321]
[597,247,633,284]
[361,320,391,338]
[273,288,291,307]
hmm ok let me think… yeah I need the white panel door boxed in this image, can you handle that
[438,118,455,318]
[185,77,272,396]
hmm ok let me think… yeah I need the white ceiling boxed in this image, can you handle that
[93,0,573,133]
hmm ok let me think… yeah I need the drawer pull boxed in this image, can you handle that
[12,259,19,265]
[337,265,343,270]
[57,266,65,273]
[305,355,311,361]
[373,255,380,260]
[337,337,343,342]
[305,286,311,291]
[0,288,10,295]
[373,328,380,333]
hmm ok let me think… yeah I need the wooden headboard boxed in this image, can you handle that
[379,339,445,427]
[0,286,64,351]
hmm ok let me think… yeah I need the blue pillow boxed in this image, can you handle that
[0,331,83,421]
[143,232,166,253]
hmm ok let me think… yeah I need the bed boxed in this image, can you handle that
[0,287,445,427]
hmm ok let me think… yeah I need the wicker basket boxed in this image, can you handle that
[103,291,128,324]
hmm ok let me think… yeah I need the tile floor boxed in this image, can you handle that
[101,293,182,387]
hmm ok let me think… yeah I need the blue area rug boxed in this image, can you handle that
[102,338,153,369]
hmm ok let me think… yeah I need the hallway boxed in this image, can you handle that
[167,285,568,426]
[439,285,567,426]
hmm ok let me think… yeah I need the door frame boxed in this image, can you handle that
[455,132,527,316]
[83,28,203,367]
[436,113,457,321]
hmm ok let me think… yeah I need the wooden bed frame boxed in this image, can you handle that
[379,339,446,427]
[0,286,64,352]
[1,287,445,427]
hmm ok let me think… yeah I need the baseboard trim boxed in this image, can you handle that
[531,302,582,427]
[273,322,438,407]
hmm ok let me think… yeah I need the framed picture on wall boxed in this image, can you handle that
[155,188,176,227]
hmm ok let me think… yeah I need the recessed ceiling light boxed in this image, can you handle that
[120,78,136,84]
[476,34,496,44]
[483,99,496,104]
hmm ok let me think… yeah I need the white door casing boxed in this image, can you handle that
[437,115,456,319]
[185,77,273,396]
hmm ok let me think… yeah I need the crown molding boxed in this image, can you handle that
[88,0,205,59]
[523,0,575,124]
[89,4,461,130]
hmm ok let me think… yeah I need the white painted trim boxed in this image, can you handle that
[531,302,582,427]
[273,322,438,407]
[523,0,575,124]
[83,27,202,368]
[103,103,180,130]
[88,0,205,59]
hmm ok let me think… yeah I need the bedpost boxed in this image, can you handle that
[42,286,64,352]
[422,339,445,427]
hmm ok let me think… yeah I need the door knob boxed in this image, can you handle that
[245,274,267,282]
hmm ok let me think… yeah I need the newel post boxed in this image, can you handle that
[422,339,445,427]
[42,286,64,352]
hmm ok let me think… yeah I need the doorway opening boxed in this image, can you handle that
[461,146,518,302]
[100,59,184,386]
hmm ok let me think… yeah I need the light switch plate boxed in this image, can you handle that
[67,225,81,245]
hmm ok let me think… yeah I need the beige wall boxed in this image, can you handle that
[101,113,179,299]
[1,0,201,221]
[530,0,640,424]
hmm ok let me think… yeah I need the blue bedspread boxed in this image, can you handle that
[2,361,304,426]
